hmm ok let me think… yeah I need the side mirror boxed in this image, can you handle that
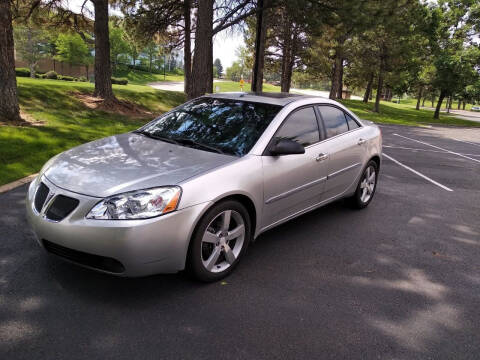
[269,138,305,156]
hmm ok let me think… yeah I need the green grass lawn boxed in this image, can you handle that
[0,77,185,186]
[340,99,480,127]
[379,97,475,111]
[113,68,185,85]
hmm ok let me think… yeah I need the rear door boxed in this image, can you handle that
[317,105,365,200]
[261,106,328,228]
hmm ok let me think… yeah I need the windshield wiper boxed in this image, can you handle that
[172,137,225,154]
[134,130,179,145]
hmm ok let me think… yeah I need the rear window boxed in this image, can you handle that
[140,97,282,156]
[346,113,360,130]
[319,106,349,138]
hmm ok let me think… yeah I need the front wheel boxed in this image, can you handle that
[188,200,251,282]
[348,160,378,209]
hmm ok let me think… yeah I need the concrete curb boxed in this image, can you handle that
[0,174,38,194]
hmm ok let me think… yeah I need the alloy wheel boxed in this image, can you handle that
[201,210,245,273]
[360,165,376,203]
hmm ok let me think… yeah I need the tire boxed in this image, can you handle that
[347,160,379,209]
[188,200,252,282]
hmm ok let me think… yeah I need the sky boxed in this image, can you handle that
[67,0,243,68]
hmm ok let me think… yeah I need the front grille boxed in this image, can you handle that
[34,182,49,212]
[42,240,125,273]
[45,195,79,221]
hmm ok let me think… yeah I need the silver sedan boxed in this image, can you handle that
[26,93,382,281]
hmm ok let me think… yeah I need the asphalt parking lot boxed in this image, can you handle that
[1,124,479,359]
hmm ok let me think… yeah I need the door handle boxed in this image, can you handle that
[316,153,328,162]
[357,138,366,145]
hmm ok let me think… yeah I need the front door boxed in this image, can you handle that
[261,106,328,228]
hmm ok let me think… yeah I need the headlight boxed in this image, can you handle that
[86,186,181,220]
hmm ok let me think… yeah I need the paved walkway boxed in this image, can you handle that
[291,88,363,100]
[423,107,480,124]
[148,81,363,101]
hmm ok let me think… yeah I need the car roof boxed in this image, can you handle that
[206,92,340,107]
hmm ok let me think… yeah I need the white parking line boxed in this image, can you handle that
[383,153,453,192]
[394,133,480,164]
[453,138,480,148]
[383,145,480,157]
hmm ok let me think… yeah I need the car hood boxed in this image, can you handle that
[43,133,237,198]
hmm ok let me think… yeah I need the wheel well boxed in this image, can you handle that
[217,194,257,235]
[185,194,258,270]
[371,155,381,170]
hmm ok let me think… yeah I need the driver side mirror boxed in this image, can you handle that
[269,138,305,156]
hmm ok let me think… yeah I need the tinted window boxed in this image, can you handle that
[346,113,359,130]
[275,107,319,147]
[319,106,349,138]
[139,98,281,156]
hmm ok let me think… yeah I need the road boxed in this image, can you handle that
[148,82,363,100]
[1,124,480,359]
[149,79,229,92]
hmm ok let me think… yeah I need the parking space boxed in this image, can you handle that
[380,125,480,192]
[1,124,480,359]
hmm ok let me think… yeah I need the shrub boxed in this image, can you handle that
[45,71,58,79]
[77,76,87,82]
[15,68,31,77]
[59,75,74,81]
[111,77,128,85]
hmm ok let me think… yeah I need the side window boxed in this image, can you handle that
[319,106,349,138]
[275,107,319,147]
[346,113,360,130]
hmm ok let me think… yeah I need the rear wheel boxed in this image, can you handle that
[188,200,251,282]
[348,160,378,209]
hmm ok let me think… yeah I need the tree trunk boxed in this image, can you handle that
[431,95,435,108]
[93,0,115,102]
[29,62,36,78]
[463,101,466,110]
[374,57,384,113]
[280,22,296,93]
[0,0,21,123]
[281,51,295,93]
[329,59,337,99]
[85,65,89,80]
[422,96,426,107]
[251,0,268,93]
[434,90,446,119]
[416,87,423,110]
[447,96,452,113]
[336,58,344,99]
[53,59,56,72]
[329,54,342,99]
[183,0,192,95]
[457,99,461,110]
[387,88,393,102]
[189,0,213,99]
[363,73,374,103]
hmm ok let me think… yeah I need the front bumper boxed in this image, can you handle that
[26,176,211,277]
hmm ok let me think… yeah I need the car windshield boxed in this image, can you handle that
[137,97,282,156]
